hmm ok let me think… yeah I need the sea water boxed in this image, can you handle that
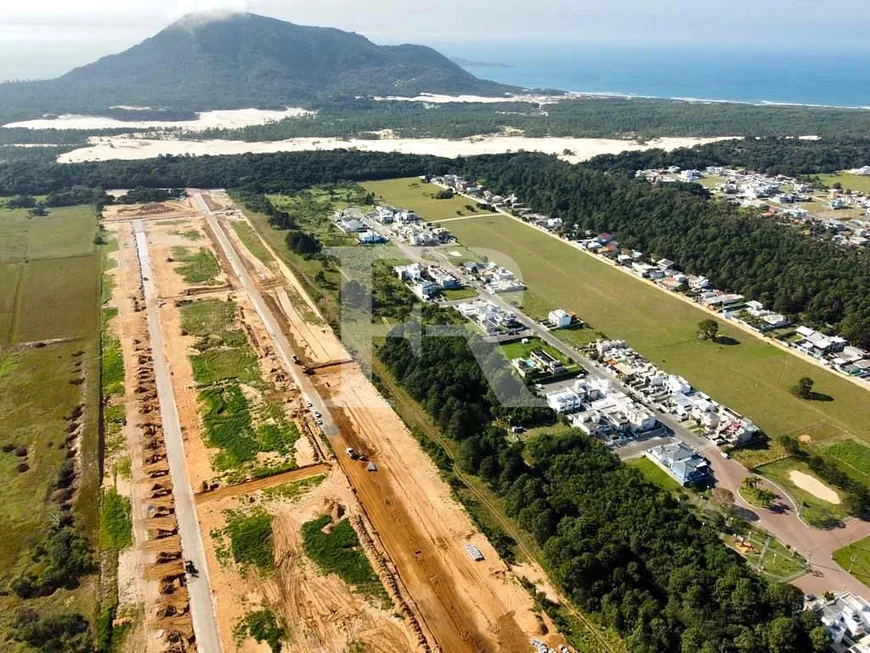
[444,43,870,108]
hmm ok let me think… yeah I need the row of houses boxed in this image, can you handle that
[595,340,759,447]
[454,299,524,336]
[462,261,527,294]
[814,592,870,652]
[394,262,461,301]
[544,375,660,447]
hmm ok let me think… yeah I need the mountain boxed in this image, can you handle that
[0,13,520,123]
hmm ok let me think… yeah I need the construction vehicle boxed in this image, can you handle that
[301,366,312,375]
[291,354,300,365]
[346,447,358,460]
[184,560,198,577]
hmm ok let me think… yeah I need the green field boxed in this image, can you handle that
[437,212,870,446]
[13,255,101,343]
[823,440,870,486]
[172,246,221,285]
[755,458,847,528]
[232,221,276,266]
[815,172,870,194]
[501,337,570,365]
[834,535,870,586]
[362,177,494,221]
[0,205,96,263]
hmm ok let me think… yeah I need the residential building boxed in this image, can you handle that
[530,349,566,375]
[357,230,387,244]
[546,389,583,413]
[548,309,572,328]
[647,442,710,486]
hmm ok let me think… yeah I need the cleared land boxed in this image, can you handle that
[362,177,496,221]
[834,535,870,587]
[436,213,870,445]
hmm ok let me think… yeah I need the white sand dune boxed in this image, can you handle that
[3,107,312,131]
[57,134,733,164]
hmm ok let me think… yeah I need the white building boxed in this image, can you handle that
[546,390,583,413]
[548,309,572,328]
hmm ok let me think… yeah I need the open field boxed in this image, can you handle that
[0,205,96,263]
[437,213,870,446]
[628,456,681,491]
[823,440,870,486]
[0,204,103,649]
[815,172,870,193]
[13,254,101,343]
[501,336,570,364]
[834,535,870,587]
[363,177,495,221]
[755,457,847,527]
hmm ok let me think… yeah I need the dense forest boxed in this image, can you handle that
[585,136,870,176]
[454,153,870,348]
[378,314,829,653]
[188,97,870,141]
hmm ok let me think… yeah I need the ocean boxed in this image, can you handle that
[442,43,870,108]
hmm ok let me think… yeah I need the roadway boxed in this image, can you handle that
[133,219,223,653]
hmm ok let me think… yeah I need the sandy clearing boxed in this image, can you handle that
[3,107,312,131]
[789,470,841,504]
[58,133,734,163]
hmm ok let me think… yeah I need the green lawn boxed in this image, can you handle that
[440,286,478,301]
[0,263,22,347]
[501,337,569,364]
[361,177,493,221]
[628,457,681,491]
[815,172,870,194]
[180,299,237,336]
[439,213,870,447]
[755,457,847,528]
[834,535,870,586]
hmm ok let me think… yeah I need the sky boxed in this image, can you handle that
[2,0,870,81]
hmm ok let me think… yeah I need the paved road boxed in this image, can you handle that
[133,219,223,653]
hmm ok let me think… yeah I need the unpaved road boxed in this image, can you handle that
[195,463,330,505]
[198,193,556,651]
[134,219,223,653]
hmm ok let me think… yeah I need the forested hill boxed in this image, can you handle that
[0,12,518,124]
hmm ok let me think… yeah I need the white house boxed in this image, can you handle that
[548,309,572,328]
[546,390,583,414]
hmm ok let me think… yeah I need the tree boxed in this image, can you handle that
[711,487,735,510]
[434,188,454,200]
[792,377,814,400]
[697,319,719,341]
[285,230,321,257]
[742,476,760,491]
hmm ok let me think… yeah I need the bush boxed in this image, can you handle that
[226,510,274,573]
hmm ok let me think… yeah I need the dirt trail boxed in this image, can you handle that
[195,463,329,504]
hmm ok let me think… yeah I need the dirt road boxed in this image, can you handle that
[134,219,223,653]
[200,194,560,651]
[194,463,330,505]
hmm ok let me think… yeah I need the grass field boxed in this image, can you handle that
[834,535,870,586]
[436,213,870,446]
[0,204,104,647]
[362,178,494,221]
[628,456,681,491]
[755,457,847,528]
[815,173,870,194]
[13,254,101,343]
[232,221,275,266]
[0,205,96,263]
[823,440,870,486]
[440,286,478,301]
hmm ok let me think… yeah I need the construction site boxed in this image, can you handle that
[101,191,570,652]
